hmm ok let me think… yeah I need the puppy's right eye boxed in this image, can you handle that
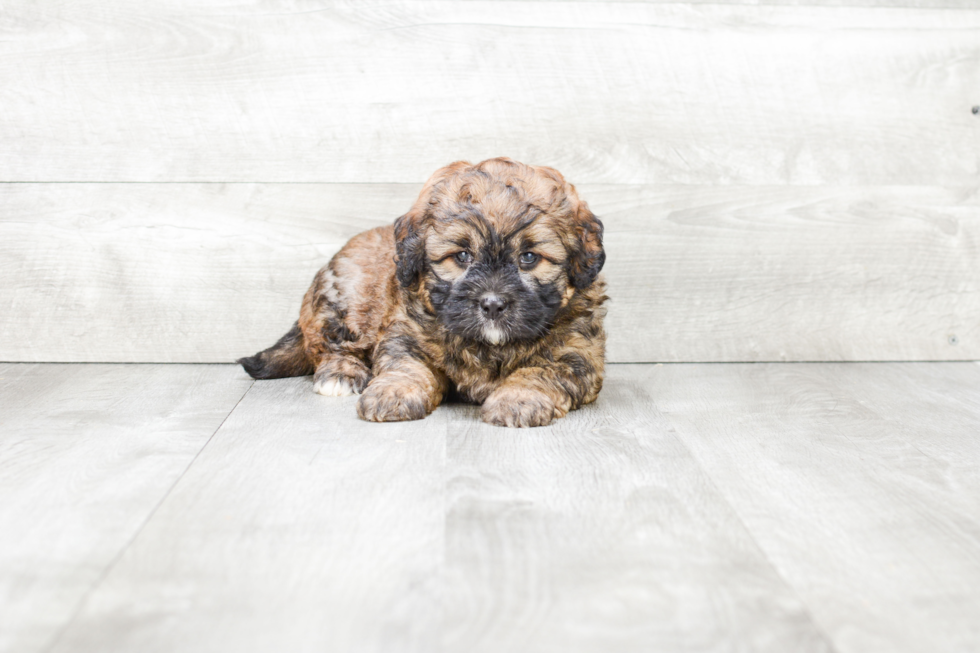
[454,251,472,266]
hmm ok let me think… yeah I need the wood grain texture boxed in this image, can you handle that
[47,375,447,653]
[601,185,980,362]
[47,370,835,653]
[2,2,978,184]
[516,0,979,5]
[0,363,251,653]
[442,379,832,652]
[2,183,977,363]
[7,362,980,651]
[0,183,414,363]
[648,362,980,653]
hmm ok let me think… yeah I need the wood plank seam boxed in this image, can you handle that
[38,379,256,653]
[651,362,980,651]
[652,393,843,653]
[4,183,977,363]
[3,3,978,185]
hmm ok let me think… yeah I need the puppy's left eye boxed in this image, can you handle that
[454,251,473,265]
[519,252,540,267]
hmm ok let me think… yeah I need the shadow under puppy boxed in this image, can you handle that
[239,157,607,427]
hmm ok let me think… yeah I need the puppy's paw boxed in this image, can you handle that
[313,376,357,397]
[357,378,431,422]
[481,386,557,428]
[313,364,371,397]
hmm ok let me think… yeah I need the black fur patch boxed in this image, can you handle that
[394,214,427,288]
[377,334,429,365]
[557,352,594,404]
[429,260,563,344]
[569,215,606,289]
[569,248,606,289]
[559,351,594,379]
[238,321,313,379]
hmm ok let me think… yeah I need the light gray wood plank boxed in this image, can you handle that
[601,185,980,362]
[47,376,447,653]
[48,369,834,653]
[0,183,415,364]
[2,2,978,185]
[12,362,980,651]
[0,363,252,653]
[646,362,980,653]
[442,376,833,652]
[518,0,978,6]
[2,183,977,363]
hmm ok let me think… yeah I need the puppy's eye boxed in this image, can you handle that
[454,251,473,265]
[519,252,540,267]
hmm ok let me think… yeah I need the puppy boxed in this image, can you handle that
[239,158,607,427]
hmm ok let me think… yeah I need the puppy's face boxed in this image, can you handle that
[424,212,569,344]
[394,158,605,345]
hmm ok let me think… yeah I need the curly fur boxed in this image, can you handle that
[238,157,608,427]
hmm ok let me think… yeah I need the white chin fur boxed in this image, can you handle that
[483,325,507,345]
[313,378,356,397]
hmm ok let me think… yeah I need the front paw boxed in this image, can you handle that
[313,376,358,397]
[313,359,371,396]
[481,386,556,428]
[357,377,431,422]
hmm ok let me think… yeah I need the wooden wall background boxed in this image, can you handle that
[1,0,978,363]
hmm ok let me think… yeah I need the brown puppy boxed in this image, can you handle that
[239,158,607,427]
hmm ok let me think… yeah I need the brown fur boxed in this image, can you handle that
[239,158,608,428]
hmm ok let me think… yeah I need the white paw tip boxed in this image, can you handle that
[313,378,356,397]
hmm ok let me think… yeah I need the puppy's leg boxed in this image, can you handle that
[300,265,374,397]
[357,335,447,422]
[312,353,372,396]
[482,304,605,428]
[479,368,570,428]
[481,353,603,428]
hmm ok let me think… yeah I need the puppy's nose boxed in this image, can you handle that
[480,295,507,320]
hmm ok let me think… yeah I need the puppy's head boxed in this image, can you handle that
[394,158,605,345]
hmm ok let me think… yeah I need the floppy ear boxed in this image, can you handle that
[567,200,606,289]
[394,209,426,288]
[394,160,472,288]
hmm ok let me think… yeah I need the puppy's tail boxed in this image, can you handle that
[237,321,315,379]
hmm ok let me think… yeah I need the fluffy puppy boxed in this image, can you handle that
[239,157,607,427]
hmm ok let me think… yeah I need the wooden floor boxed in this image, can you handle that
[2,362,979,653]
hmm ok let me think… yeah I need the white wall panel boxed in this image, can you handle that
[2,183,976,363]
[1,2,977,184]
[3,1,977,362]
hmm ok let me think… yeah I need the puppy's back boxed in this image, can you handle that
[239,225,399,380]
